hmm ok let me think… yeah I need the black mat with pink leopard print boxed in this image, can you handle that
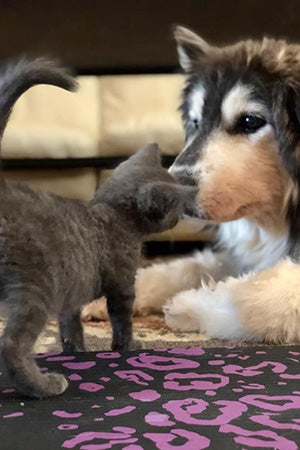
[0,346,300,449]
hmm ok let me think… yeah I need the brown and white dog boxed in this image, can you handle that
[84,26,300,344]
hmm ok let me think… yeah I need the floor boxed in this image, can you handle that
[0,315,262,354]
[0,345,299,449]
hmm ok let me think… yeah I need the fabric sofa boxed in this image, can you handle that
[2,74,213,244]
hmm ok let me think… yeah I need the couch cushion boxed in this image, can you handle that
[2,76,100,159]
[99,74,185,156]
[5,168,98,200]
[3,74,185,159]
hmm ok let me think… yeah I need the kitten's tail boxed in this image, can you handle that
[0,56,78,139]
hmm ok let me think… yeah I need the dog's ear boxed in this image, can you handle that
[137,181,198,222]
[286,85,300,134]
[173,26,215,72]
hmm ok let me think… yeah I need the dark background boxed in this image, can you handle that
[1,0,300,74]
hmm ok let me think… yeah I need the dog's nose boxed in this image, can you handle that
[168,165,197,187]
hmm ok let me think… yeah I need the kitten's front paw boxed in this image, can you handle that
[112,336,136,351]
[132,339,143,350]
[62,340,86,353]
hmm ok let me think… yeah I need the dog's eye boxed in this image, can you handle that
[192,119,199,129]
[235,114,266,134]
[187,118,199,130]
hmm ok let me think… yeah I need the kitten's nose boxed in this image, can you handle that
[168,165,197,187]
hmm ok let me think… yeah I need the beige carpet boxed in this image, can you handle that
[0,259,273,352]
[0,314,270,353]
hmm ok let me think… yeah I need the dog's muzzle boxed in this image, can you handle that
[168,165,197,187]
[168,165,208,220]
[183,203,208,221]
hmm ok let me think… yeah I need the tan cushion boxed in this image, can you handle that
[99,74,185,156]
[5,168,98,200]
[2,76,100,159]
[3,74,185,159]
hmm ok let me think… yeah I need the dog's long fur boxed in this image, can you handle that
[120,27,300,344]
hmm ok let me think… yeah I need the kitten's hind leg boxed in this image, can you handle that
[59,310,85,352]
[106,289,135,351]
[0,295,68,398]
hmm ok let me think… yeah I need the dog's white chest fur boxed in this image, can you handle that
[218,218,288,274]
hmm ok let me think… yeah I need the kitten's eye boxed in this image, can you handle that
[235,114,267,134]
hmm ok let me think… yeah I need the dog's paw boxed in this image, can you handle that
[164,280,251,341]
[81,298,108,321]
[163,289,208,332]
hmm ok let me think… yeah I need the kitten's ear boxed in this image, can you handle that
[173,25,214,72]
[137,182,198,222]
[129,143,162,167]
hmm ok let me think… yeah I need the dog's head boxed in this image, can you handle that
[170,26,300,226]
[96,143,198,234]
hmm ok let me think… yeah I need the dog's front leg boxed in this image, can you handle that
[164,258,300,343]
[81,248,232,321]
[133,249,231,316]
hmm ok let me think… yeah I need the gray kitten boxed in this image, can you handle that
[0,58,198,398]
